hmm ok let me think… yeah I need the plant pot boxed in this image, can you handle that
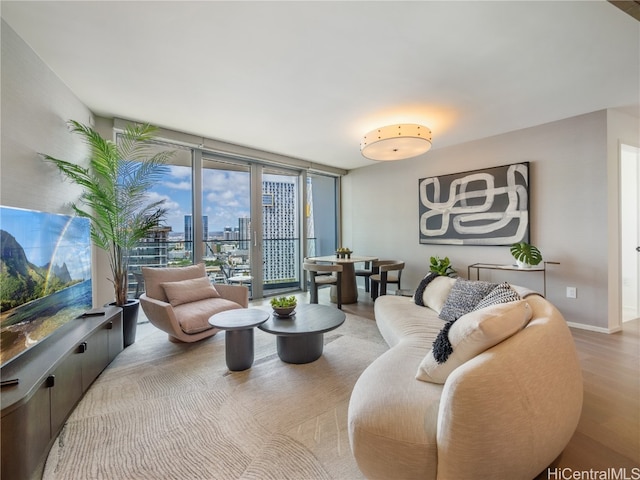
[516,260,532,269]
[106,299,140,348]
[273,306,296,317]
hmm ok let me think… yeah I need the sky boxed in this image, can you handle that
[147,166,294,235]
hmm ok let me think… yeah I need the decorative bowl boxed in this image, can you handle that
[273,306,296,317]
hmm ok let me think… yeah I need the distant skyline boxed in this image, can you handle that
[147,167,295,234]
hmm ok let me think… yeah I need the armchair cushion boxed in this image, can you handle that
[143,263,207,302]
[174,298,243,334]
[161,276,220,307]
[416,299,532,384]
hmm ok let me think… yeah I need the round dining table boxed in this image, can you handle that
[305,255,377,304]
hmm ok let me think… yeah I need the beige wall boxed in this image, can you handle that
[0,22,108,306]
[343,110,638,331]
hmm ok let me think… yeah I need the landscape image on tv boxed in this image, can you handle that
[1,206,92,366]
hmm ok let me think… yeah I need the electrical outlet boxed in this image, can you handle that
[566,287,577,299]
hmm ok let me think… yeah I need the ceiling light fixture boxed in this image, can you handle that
[360,124,432,161]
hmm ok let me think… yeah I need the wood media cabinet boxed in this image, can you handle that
[1,306,123,480]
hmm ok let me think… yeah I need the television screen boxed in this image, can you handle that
[0,206,92,366]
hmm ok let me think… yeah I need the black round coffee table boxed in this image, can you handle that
[258,303,346,364]
[209,308,270,371]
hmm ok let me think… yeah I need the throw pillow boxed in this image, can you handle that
[415,299,533,384]
[161,276,221,307]
[473,282,521,311]
[438,279,497,322]
[414,274,457,314]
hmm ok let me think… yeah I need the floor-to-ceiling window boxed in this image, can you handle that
[201,156,252,293]
[124,141,193,298]
[124,129,340,300]
[307,173,339,257]
[262,168,301,295]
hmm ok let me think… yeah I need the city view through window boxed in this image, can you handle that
[127,154,337,299]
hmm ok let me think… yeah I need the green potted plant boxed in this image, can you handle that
[42,120,174,347]
[429,256,456,276]
[510,242,543,268]
[270,295,297,317]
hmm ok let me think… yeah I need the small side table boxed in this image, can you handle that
[208,308,269,371]
[467,261,559,296]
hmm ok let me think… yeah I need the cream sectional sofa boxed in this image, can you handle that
[348,277,583,480]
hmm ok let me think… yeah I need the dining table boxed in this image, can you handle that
[306,255,378,304]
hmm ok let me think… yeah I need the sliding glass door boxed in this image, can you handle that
[125,136,340,301]
[262,169,302,295]
[200,157,253,295]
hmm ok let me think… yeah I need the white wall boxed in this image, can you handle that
[343,110,634,330]
[0,21,105,305]
[607,109,640,330]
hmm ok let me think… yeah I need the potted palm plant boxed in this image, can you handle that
[42,120,174,346]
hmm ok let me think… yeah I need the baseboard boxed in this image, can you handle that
[567,321,621,334]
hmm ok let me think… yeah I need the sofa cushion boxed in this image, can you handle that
[414,274,456,314]
[374,296,444,348]
[161,276,220,307]
[415,299,533,384]
[438,279,497,322]
[173,297,242,334]
[474,282,521,311]
[142,264,207,302]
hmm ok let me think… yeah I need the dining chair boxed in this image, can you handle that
[355,260,374,292]
[303,262,343,309]
[370,260,405,300]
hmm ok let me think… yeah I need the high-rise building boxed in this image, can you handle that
[184,215,209,241]
[262,180,297,285]
[127,225,172,296]
[238,217,250,249]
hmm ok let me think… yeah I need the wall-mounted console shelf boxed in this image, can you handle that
[1,307,123,480]
[467,261,560,296]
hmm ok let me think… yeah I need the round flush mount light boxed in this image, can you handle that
[360,124,432,161]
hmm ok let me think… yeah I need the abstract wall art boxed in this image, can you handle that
[418,162,530,246]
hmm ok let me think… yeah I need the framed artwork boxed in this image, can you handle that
[418,162,530,246]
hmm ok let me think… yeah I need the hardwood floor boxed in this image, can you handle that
[542,317,640,474]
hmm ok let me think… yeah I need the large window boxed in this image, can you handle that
[124,142,193,298]
[124,135,340,300]
[307,173,338,257]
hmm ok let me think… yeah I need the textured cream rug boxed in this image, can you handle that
[43,312,387,480]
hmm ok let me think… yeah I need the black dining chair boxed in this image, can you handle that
[355,260,374,293]
[303,262,343,309]
[370,260,405,300]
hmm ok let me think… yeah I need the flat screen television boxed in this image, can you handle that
[0,206,92,366]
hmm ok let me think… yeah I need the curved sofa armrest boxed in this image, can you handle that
[436,299,583,480]
[214,284,249,308]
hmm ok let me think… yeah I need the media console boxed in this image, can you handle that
[1,306,123,480]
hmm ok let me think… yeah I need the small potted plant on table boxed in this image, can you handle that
[270,296,297,317]
[510,242,543,268]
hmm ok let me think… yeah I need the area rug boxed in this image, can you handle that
[43,312,387,480]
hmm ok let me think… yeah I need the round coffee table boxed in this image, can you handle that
[258,303,346,364]
[208,308,270,371]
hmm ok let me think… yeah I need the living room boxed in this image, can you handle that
[1,1,639,479]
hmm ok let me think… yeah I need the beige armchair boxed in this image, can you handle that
[140,263,248,343]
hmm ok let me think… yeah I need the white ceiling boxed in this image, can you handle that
[2,1,639,171]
